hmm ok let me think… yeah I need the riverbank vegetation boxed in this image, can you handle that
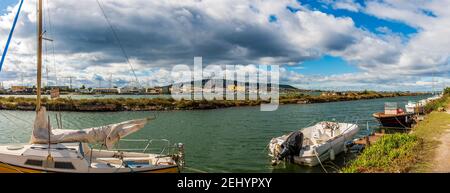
[343,92,450,173]
[0,91,424,111]
[342,133,423,173]
[424,88,450,113]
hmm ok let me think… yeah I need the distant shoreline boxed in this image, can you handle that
[0,92,427,112]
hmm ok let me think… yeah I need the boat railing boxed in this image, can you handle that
[89,138,185,168]
[114,138,180,157]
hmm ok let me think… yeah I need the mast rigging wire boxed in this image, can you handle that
[95,0,141,88]
[0,0,24,72]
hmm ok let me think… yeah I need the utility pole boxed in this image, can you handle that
[109,73,112,88]
[60,76,75,89]
[45,66,49,87]
[67,76,74,89]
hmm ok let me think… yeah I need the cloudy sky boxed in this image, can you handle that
[0,0,449,91]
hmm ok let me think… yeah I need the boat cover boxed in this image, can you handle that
[30,107,150,149]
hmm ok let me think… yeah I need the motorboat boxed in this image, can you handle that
[405,101,425,114]
[373,102,413,128]
[268,121,359,167]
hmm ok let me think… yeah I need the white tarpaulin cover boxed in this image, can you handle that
[30,107,150,149]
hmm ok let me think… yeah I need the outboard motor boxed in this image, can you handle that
[277,131,304,163]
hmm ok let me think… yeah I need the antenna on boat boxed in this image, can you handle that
[109,73,112,88]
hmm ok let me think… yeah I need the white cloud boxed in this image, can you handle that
[0,0,448,91]
[330,0,363,12]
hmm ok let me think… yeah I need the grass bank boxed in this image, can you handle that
[0,91,424,112]
[342,133,423,173]
[410,110,450,172]
[342,91,450,173]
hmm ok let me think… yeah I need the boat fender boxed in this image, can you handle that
[330,149,335,161]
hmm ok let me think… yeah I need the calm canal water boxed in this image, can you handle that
[0,95,430,173]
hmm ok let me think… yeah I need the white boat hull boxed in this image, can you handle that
[0,142,181,173]
[293,125,359,166]
[269,122,360,167]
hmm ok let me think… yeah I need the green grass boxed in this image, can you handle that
[424,94,449,113]
[343,94,450,173]
[413,111,450,140]
[410,111,450,172]
[342,133,422,173]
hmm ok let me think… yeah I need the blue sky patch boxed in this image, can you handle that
[288,55,359,76]
[268,14,278,23]
[297,0,418,36]
[0,0,17,14]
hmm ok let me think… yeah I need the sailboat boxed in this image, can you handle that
[0,0,184,173]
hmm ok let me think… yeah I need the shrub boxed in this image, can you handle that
[424,95,449,113]
[342,133,422,173]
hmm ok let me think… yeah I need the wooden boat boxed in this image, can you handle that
[373,102,414,128]
[269,122,360,167]
[372,112,414,128]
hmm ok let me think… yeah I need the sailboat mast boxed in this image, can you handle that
[36,0,43,111]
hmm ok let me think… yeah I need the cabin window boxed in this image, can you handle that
[54,162,75,170]
[25,159,43,167]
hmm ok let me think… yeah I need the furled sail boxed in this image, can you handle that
[31,107,151,149]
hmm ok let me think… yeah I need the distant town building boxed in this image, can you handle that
[146,87,163,94]
[50,88,60,99]
[120,87,142,94]
[321,92,346,96]
[76,89,91,94]
[44,86,70,92]
[0,82,5,93]
[227,85,245,93]
[92,88,120,94]
[170,83,189,94]
[11,86,28,93]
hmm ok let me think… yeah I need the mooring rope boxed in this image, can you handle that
[313,148,328,173]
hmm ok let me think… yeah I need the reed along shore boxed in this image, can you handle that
[0,91,426,112]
